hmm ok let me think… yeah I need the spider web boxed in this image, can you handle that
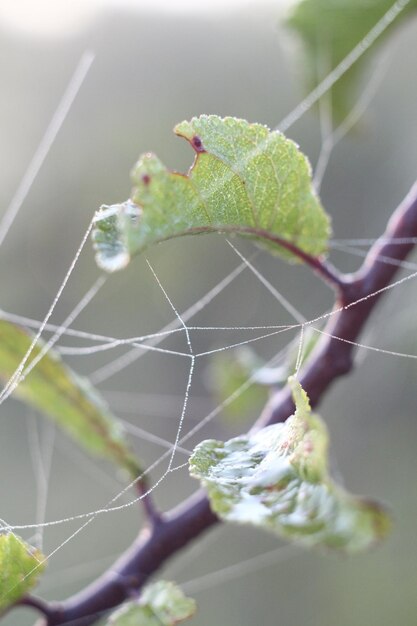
[0,3,416,623]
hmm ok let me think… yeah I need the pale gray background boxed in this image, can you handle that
[0,4,416,625]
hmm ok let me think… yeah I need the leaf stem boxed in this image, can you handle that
[19,596,59,621]
[188,225,348,296]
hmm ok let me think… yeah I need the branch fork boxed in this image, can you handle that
[23,181,417,626]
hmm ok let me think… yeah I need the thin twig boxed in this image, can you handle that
[136,478,162,528]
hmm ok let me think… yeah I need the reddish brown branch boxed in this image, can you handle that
[33,181,417,626]
[257,181,417,425]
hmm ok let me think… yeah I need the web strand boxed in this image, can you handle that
[313,50,389,192]
[0,219,94,408]
[2,2,416,609]
[182,544,297,595]
[277,0,411,132]
[89,256,255,384]
[17,275,107,383]
[145,260,195,472]
[26,417,55,551]
[226,240,307,323]
[5,256,417,533]
[0,51,95,249]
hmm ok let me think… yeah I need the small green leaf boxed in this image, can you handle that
[106,581,196,626]
[209,347,268,421]
[268,326,319,386]
[216,327,320,392]
[190,377,390,553]
[286,0,417,123]
[92,115,331,272]
[0,533,46,613]
[0,320,141,478]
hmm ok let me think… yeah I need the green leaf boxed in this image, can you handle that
[0,320,141,478]
[286,0,417,123]
[190,377,390,553]
[92,115,331,272]
[0,533,46,613]
[106,581,196,626]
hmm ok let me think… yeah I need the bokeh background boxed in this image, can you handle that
[0,1,417,625]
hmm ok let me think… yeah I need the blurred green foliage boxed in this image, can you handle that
[287,0,417,122]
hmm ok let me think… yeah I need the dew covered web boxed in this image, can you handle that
[0,0,416,618]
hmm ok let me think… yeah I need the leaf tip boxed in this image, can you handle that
[288,376,311,415]
[0,533,46,612]
[106,580,196,625]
